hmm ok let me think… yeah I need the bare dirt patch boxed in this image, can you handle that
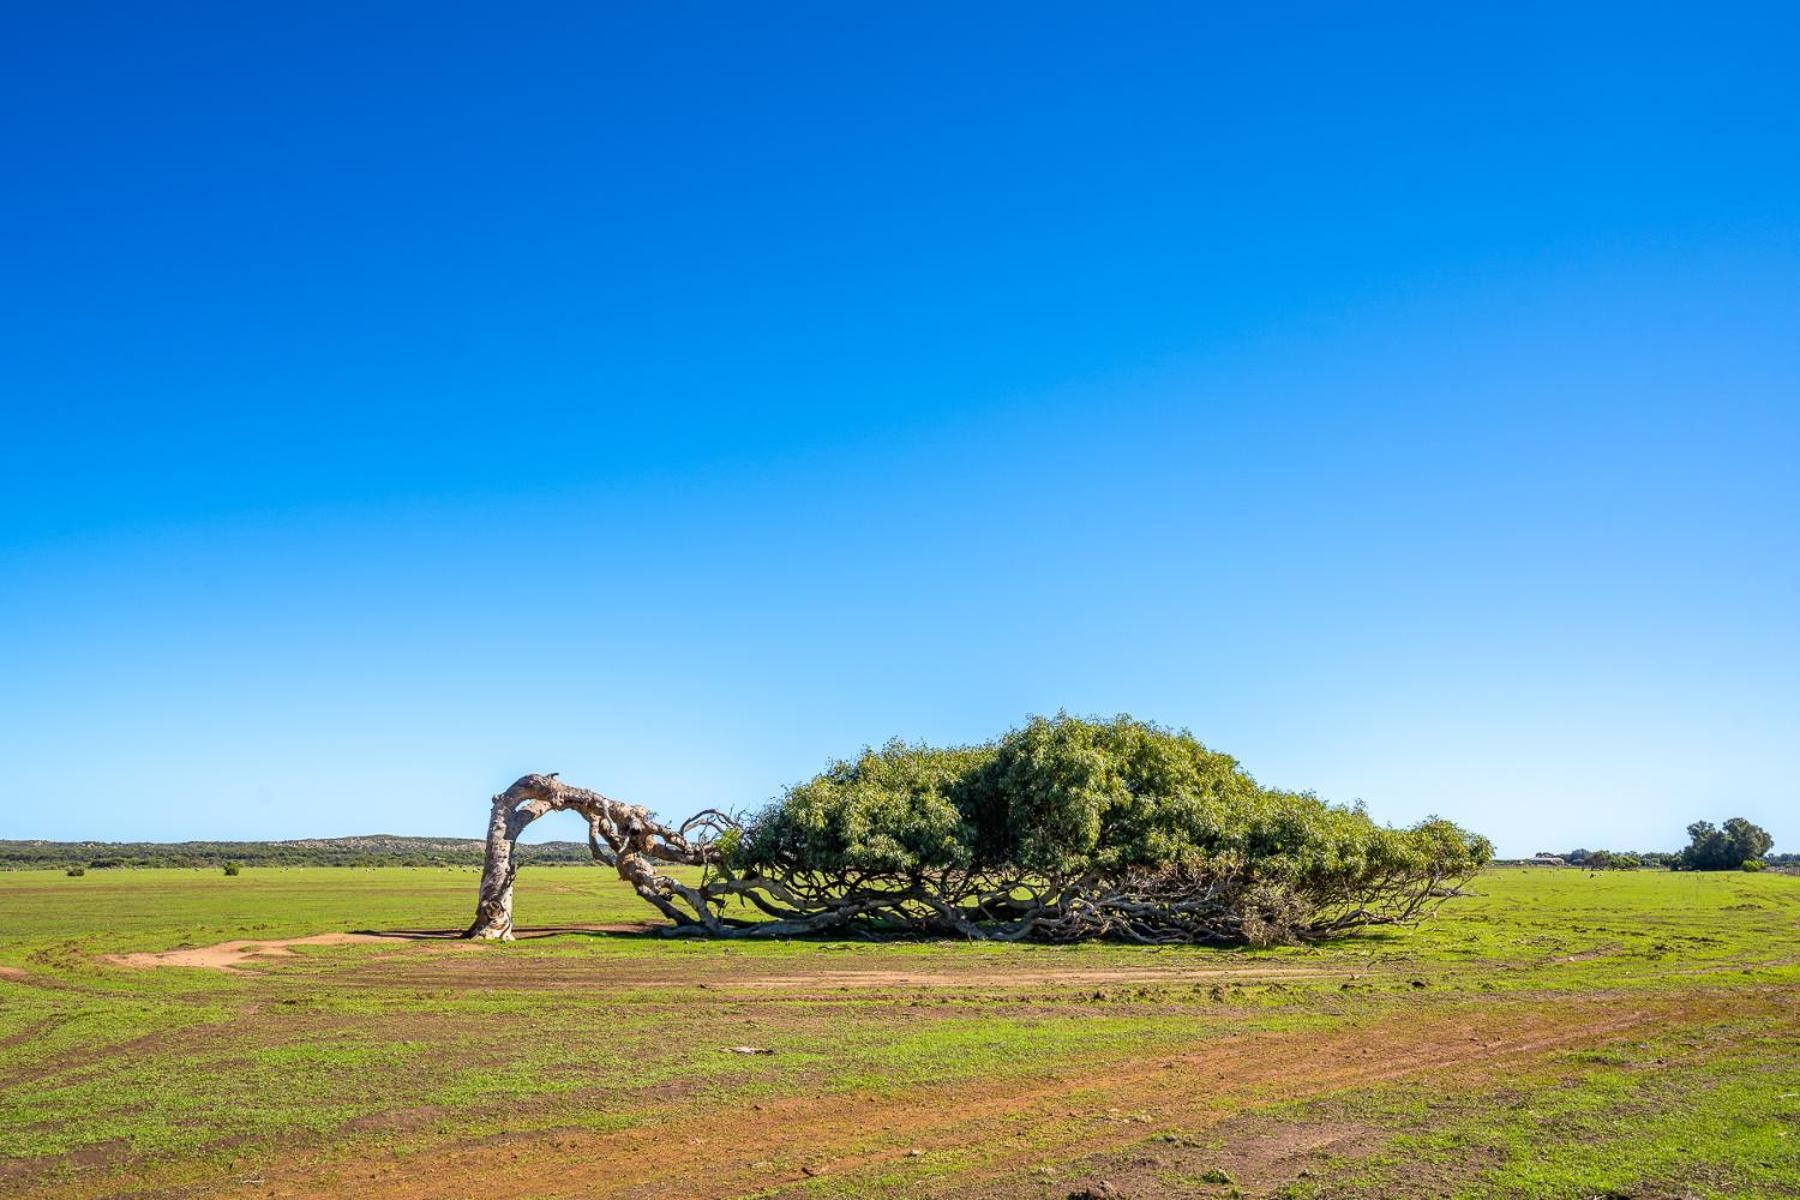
[309,943,1356,997]
[105,932,395,971]
[101,923,657,972]
[728,965,1339,991]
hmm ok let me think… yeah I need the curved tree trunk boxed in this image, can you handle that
[463,774,715,940]
[466,789,526,939]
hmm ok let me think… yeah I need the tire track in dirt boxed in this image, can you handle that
[0,1019,55,1051]
[240,989,1769,1200]
[0,966,50,986]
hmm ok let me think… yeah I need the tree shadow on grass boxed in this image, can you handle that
[347,923,662,941]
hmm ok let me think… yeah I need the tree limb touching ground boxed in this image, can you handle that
[466,716,1492,945]
[465,775,720,939]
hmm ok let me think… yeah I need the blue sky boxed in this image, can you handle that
[2,3,1796,856]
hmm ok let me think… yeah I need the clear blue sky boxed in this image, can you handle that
[3,3,1795,857]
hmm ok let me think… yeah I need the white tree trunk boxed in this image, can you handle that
[465,789,524,939]
[464,774,715,939]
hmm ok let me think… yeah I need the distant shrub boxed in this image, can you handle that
[65,866,85,877]
[1741,859,1766,873]
[222,862,242,876]
[1582,850,1641,871]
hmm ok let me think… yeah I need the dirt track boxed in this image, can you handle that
[240,988,1762,1200]
[100,928,1349,991]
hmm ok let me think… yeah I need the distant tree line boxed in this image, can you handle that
[0,835,596,871]
[1554,816,1777,873]
[1560,848,1668,870]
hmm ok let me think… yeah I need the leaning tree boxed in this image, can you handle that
[466,715,1492,945]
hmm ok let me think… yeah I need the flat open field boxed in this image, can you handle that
[1,867,1796,1200]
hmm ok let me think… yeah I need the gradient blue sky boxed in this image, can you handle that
[3,3,1796,856]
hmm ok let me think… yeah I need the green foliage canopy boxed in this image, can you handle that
[726,715,1491,944]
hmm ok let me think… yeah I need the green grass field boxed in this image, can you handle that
[2,866,1796,1199]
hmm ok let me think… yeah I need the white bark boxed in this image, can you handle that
[463,774,713,940]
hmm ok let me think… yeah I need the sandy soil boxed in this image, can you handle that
[102,924,656,971]
[105,933,398,971]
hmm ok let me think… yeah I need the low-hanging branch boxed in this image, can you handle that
[465,716,1493,945]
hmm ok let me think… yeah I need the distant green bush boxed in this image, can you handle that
[64,866,84,877]
[1741,859,1766,872]
[222,862,242,876]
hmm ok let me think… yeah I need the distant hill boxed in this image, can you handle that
[0,835,594,869]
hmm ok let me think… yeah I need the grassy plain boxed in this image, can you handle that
[0,866,1796,1199]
